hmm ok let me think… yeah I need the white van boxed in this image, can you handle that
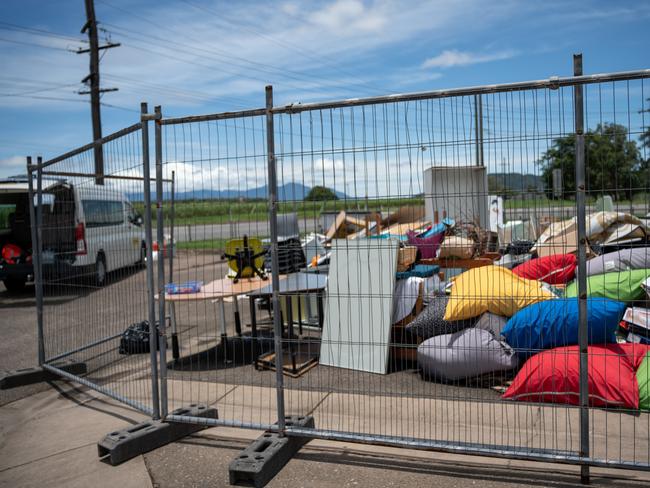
[72,185,146,285]
[0,177,145,291]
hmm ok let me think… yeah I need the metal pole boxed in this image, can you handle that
[474,94,484,166]
[141,102,161,420]
[168,170,179,361]
[27,157,45,365]
[83,0,105,185]
[266,85,286,433]
[574,53,590,485]
[154,105,169,418]
[169,170,175,283]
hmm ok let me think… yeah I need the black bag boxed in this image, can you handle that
[119,321,155,355]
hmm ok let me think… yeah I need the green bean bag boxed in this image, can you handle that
[639,352,650,411]
[565,269,650,302]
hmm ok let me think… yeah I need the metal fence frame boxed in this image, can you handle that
[27,60,650,479]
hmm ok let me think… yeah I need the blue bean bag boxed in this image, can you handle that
[502,298,625,356]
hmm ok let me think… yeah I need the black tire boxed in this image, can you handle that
[3,277,26,293]
[94,253,107,287]
[137,242,146,268]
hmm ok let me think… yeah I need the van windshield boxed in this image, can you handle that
[82,200,123,228]
[0,204,16,231]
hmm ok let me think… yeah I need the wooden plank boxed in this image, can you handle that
[325,210,346,241]
[381,205,425,227]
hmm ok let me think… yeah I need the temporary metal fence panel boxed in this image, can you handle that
[268,69,650,473]
[154,107,281,431]
[26,64,650,475]
[33,120,159,416]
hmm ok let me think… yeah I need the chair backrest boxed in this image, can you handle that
[276,213,299,240]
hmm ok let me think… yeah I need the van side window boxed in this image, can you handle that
[82,200,124,228]
[125,202,138,223]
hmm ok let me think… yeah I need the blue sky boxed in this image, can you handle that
[0,0,649,180]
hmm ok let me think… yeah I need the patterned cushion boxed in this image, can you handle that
[405,295,476,340]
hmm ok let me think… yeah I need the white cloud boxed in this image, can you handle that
[309,0,386,33]
[0,156,29,177]
[422,49,517,69]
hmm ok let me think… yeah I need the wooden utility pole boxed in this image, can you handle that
[79,0,119,185]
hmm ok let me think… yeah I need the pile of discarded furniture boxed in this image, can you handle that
[164,206,650,412]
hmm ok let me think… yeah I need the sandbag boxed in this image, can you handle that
[639,352,650,411]
[405,295,475,340]
[418,328,519,381]
[475,312,508,337]
[565,269,650,302]
[586,248,650,276]
[513,254,576,285]
[502,298,625,355]
[443,265,554,321]
[503,343,650,409]
[438,236,474,259]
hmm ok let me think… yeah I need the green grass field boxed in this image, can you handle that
[138,197,424,226]
[175,238,229,251]
[138,193,649,227]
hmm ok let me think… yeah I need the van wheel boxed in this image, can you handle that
[138,243,146,268]
[3,277,26,293]
[94,254,107,287]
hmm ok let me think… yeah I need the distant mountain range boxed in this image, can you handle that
[128,182,347,202]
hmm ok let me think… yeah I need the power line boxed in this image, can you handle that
[0,82,81,97]
[0,37,73,51]
[0,21,87,43]
[179,0,389,94]
[96,0,380,94]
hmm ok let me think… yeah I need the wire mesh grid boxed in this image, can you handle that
[270,78,650,467]
[157,113,282,429]
[35,124,160,414]
[24,67,650,471]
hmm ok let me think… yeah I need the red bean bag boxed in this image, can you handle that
[503,343,650,409]
[513,253,577,285]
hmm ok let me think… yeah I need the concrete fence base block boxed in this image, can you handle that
[229,415,315,487]
[98,404,218,465]
[0,360,87,390]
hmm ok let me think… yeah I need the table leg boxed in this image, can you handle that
[249,296,258,339]
[317,293,324,329]
[169,301,180,361]
[217,297,229,362]
[285,295,296,373]
[297,293,303,336]
[233,295,242,337]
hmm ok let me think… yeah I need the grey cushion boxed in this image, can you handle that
[418,328,519,381]
[405,295,475,340]
[586,247,650,276]
[475,312,509,337]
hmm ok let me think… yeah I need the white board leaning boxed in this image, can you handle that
[319,238,399,375]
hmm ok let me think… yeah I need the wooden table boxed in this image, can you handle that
[160,276,277,360]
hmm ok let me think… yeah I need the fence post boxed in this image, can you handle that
[26,157,45,365]
[141,102,161,420]
[154,105,169,418]
[474,94,484,167]
[169,170,175,284]
[573,53,590,485]
[266,85,286,434]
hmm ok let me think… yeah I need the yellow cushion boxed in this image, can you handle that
[443,265,554,321]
